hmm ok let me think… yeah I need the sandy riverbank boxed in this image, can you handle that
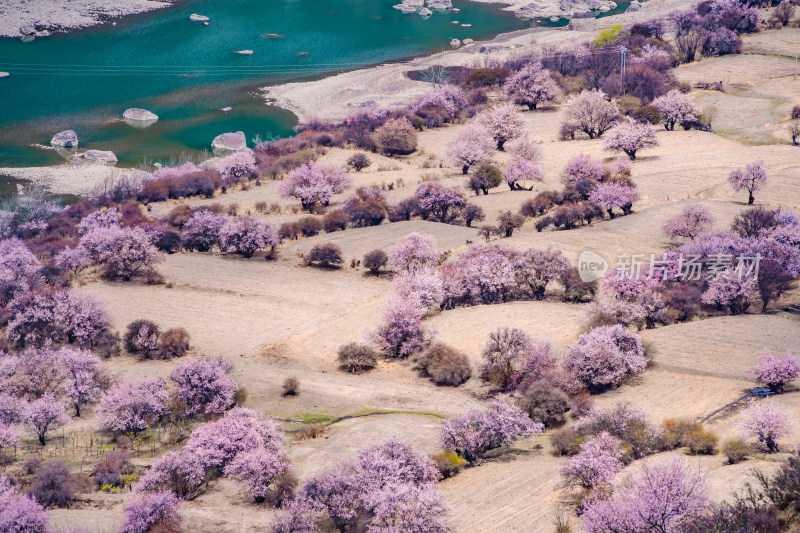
[0,162,145,196]
[261,0,693,122]
[0,0,180,38]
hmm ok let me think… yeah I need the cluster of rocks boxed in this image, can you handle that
[393,0,454,16]
[515,0,618,19]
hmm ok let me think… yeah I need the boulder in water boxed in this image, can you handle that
[190,13,210,22]
[50,130,79,148]
[0,72,9,78]
[84,150,118,164]
[20,25,36,36]
[212,131,247,152]
[234,50,254,55]
[123,108,159,121]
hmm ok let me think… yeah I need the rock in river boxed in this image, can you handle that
[123,108,159,121]
[212,131,247,152]
[50,130,79,148]
[83,150,118,164]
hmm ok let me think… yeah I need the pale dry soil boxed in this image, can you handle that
[33,19,800,533]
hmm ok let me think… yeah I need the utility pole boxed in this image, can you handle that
[620,45,628,94]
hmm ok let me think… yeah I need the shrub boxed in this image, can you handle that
[304,244,343,268]
[722,438,750,465]
[29,460,76,508]
[323,210,349,233]
[468,163,503,195]
[363,249,388,275]
[159,328,190,359]
[662,204,715,240]
[515,381,570,427]
[124,319,161,357]
[387,232,440,272]
[497,211,525,237]
[593,24,623,46]
[415,342,472,386]
[346,153,371,172]
[441,399,543,464]
[337,343,379,373]
[154,231,181,254]
[431,450,467,478]
[373,117,417,156]
[341,186,387,227]
[295,423,326,441]
[298,216,323,237]
[560,432,626,489]
[93,450,132,488]
[661,419,718,455]
[464,67,510,88]
[282,377,299,396]
[278,222,301,241]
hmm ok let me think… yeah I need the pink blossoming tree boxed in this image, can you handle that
[181,209,227,252]
[739,400,793,452]
[24,393,70,446]
[503,155,543,191]
[371,295,430,359]
[748,348,800,393]
[96,378,170,435]
[582,458,710,533]
[475,103,525,150]
[219,216,280,258]
[479,327,555,391]
[441,399,543,464]
[564,324,646,392]
[560,89,620,139]
[559,431,626,489]
[590,182,640,218]
[651,89,702,130]
[414,182,466,223]
[0,476,50,533]
[728,160,767,205]
[0,237,42,306]
[119,490,184,533]
[169,357,238,417]
[503,62,563,110]
[280,162,353,211]
[662,204,715,241]
[562,154,606,185]
[387,232,440,272]
[446,122,495,174]
[602,119,659,160]
[59,346,111,417]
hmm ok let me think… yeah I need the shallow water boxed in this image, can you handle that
[0,0,529,168]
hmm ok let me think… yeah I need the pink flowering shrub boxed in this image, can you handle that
[480,328,555,391]
[6,289,112,348]
[582,458,710,533]
[475,103,524,150]
[169,357,238,416]
[76,208,122,234]
[662,204,715,240]
[602,119,659,160]
[728,160,767,205]
[24,393,70,446]
[219,216,279,258]
[651,89,702,130]
[0,422,18,449]
[96,378,169,435]
[414,182,466,223]
[408,85,468,116]
[280,162,353,211]
[560,89,620,139]
[152,162,202,181]
[298,438,447,532]
[0,237,42,306]
[0,347,65,399]
[441,399,543,464]
[0,476,50,533]
[446,122,495,174]
[202,149,257,181]
[559,431,625,489]
[371,295,430,359]
[590,182,639,218]
[503,156,543,191]
[387,232,440,272]
[119,491,184,533]
[507,135,543,162]
[749,348,800,393]
[739,400,794,453]
[504,62,562,110]
[181,209,227,252]
[224,448,295,504]
[564,325,646,392]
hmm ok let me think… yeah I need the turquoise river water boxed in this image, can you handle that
[0,0,532,169]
